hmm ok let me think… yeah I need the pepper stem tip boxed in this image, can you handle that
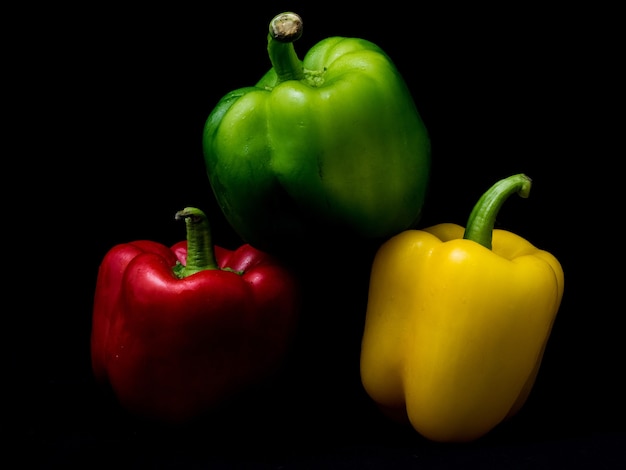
[270,12,303,43]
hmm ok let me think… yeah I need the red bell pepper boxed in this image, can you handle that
[91,207,299,423]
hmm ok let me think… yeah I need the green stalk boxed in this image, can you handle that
[267,12,305,83]
[174,207,219,278]
[463,174,532,250]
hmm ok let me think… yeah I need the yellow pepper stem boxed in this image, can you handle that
[463,174,532,250]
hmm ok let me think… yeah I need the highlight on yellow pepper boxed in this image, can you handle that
[360,173,565,443]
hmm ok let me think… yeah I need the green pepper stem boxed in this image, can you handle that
[267,12,305,82]
[174,207,219,277]
[463,174,532,250]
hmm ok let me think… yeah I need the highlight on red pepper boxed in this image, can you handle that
[360,174,565,442]
[91,207,299,423]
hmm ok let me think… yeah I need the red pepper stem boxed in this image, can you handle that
[463,174,532,250]
[267,12,305,83]
[175,207,219,277]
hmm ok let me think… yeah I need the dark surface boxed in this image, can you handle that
[12,4,623,468]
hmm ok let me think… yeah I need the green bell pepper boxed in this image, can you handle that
[203,12,431,253]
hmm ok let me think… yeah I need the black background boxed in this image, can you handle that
[12,3,623,468]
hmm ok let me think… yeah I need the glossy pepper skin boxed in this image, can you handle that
[91,207,299,423]
[203,12,431,253]
[360,174,564,442]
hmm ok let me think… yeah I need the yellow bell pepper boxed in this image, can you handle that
[360,174,564,443]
